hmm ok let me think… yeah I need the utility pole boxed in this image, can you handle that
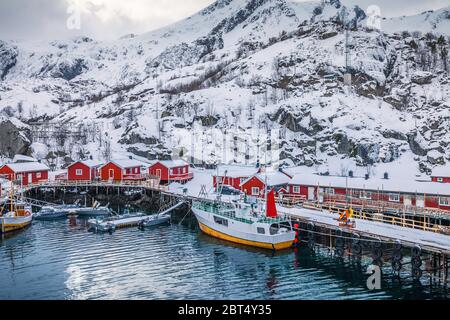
[343,7,352,87]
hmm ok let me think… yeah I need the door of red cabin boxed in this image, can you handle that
[156,169,162,178]
[109,169,114,180]
[28,173,32,184]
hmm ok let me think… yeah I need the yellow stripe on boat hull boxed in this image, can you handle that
[1,221,32,233]
[198,222,293,251]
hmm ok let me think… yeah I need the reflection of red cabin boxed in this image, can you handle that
[431,166,450,183]
[213,165,260,191]
[68,160,102,181]
[100,159,145,181]
[0,162,49,186]
[240,171,291,197]
[149,160,192,183]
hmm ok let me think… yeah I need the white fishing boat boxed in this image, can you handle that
[192,189,296,251]
[0,186,33,233]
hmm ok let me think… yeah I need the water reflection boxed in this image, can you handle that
[0,218,448,300]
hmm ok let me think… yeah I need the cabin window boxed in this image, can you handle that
[389,193,400,202]
[257,227,265,234]
[293,186,300,193]
[325,188,335,195]
[75,169,82,176]
[352,190,360,198]
[36,172,42,179]
[439,197,450,207]
[437,178,443,183]
[213,216,228,227]
[170,169,174,175]
[251,187,259,196]
[360,191,372,199]
[240,178,246,184]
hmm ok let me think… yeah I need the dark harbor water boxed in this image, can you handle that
[0,217,448,300]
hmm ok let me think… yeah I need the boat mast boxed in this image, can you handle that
[9,180,14,216]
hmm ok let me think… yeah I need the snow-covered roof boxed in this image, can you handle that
[214,165,259,178]
[69,160,103,168]
[154,160,188,168]
[2,162,49,173]
[290,173,450,196]
[431,165,450,178]
[241,171,291,187]
[108,159,146,169]
[12,155,37,163]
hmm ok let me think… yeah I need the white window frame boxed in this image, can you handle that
[36,172,42,179]
[389,193,400,202]
[251,187,259,196]
[437,177,443,183]
[293,186,300,194]
[75,169,83,176]
[325,187,335,195]
[439,197,450,207]
[360,191,372,199]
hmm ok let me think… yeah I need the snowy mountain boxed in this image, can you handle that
[0,0,449,177]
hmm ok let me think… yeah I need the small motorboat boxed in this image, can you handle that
[138,214,171,229]
[88,213,145,233]
[34,206,68,220]
[71,201,113,217]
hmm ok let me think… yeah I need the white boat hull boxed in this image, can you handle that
[192,207,295,250]
[0,214,33,233]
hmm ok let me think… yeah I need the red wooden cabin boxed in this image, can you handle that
[68,160,102,181]
[213,165,260,191]
[431,166,450,183]
[240,171,292,197]
[289,173,450,211]
[148,160,192,183]
[100,159,146,182]
[0,161,49,186]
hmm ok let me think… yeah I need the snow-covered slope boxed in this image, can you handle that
[382,6,450,35]
[0,0,449,177]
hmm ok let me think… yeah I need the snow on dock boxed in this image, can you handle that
[282,206,450,253]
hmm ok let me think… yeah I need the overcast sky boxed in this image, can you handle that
[0,0,448,41]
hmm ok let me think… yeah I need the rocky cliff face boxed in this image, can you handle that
[0,0,449,175]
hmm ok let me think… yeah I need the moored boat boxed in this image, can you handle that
[0,201,33,233]
[192,189,296,251]
[88,213,145,233]
[70,201,113,217]
[34,206,68,220]
[138,214,171,229]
